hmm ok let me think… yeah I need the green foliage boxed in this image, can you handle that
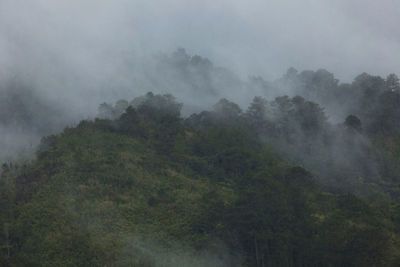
[1,95,400,266]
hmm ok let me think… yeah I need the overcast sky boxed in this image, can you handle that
[0,0,399,84]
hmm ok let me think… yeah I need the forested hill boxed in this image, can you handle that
[1,93,400,266]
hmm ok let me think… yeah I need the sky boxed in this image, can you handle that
[1,0,399,84]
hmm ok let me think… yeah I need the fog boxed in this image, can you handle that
[2,0,399,80]
[1,0,400,161]
[2,2,400,264]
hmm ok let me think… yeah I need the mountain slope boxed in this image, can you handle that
[1,94,400,266]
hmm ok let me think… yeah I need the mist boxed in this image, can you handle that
[3,2,400,265]
[1,0,399,160]
[2,0,400,80]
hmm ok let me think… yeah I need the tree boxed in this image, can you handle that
[285,67,298,79]
[344,115,362,133]
[368,90,400,136]
[114,100,129,117]
[246,96,268,124]
[386,73,400,92]
[213,98,242,122]
[135,92,183,119]
[97,103,115,119]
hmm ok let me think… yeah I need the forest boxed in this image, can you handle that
[2,50,400,266]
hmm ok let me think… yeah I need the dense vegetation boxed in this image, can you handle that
[1,89,400,266]
[2,50,400,266]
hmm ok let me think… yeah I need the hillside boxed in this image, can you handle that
[1,93,400,266]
